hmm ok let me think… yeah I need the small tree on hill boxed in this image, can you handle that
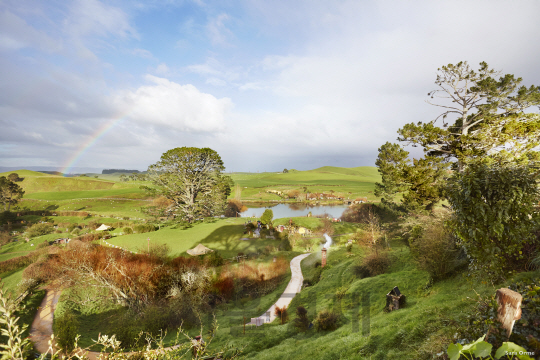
[7,173,19,182]
[283,168,288,173]
[0,176,24,212]
[260,209,273,226]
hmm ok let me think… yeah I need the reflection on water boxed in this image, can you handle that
[240,203,348,219]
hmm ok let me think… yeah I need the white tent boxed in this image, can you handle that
[96,224,111,231]
[187,244,214,256]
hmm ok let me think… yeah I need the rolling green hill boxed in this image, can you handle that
[230,166,380,201]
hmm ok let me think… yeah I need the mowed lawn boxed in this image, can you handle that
[107,218,280,258]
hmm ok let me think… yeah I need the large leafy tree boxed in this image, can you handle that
[0,176,25,212]
[147,147,231,222]
[446,160,540,278]
[374,143,448,212]
[397,61,540,171]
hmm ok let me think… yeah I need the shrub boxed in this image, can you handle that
[359,251,391,277]
[447,160,540,278]
[314,309,339,331]
[352,263,371,279]
[0,231,12,246]
[71,228,80,235]
[204,252,224,267]
[133,224,157,233]
[274,305,289,324]
[27,223,55,238]
[292,306,310,332]
[278,238,292,251]
[346,243,353,253]
[123,227,133,234]
[54,311,79,354]
[410,219,465,281]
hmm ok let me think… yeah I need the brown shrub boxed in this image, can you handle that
[225,199,248,217]
[361,251,391,277]
[341,203,374,223]
[314,309,339,331]
[410,219,465,281]
[274,305,289,324]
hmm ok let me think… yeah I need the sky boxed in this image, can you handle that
[1,0,540,173]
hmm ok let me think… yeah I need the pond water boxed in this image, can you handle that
[240,203,349,219]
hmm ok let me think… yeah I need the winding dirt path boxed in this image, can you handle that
[28,253,312,357]
[29,286,61,354]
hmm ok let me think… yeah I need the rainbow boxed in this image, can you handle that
[60,115,127,175]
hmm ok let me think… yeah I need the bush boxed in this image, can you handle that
[410,219,465,281]
[204,252,224,267]
[292,306,310,332]
[278,238,292,251]
[0,231,12,246]
[359,251,391,277]
[314,309,339,331]
[133,224,157,234]
[352,264,371,279]
[123,227,133,234]
[0,211,17,225]
[67,223,79,232]
[54,311,79,354]
[274,305,289,324]
[346,243,353,253]
[27,223,55,238]
[447,160,540,278]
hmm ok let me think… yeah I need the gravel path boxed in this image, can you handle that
[248,253,311,325]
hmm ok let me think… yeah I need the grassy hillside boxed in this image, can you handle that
[0,169,55,178]
[107,218,279,258]
[230,166,381,202]
[206,242,516,359]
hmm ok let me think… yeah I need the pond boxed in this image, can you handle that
[240,203,349,219]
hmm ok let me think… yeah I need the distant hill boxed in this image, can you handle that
[0,166,103,174]
[102,169,141,174]
[0,169,55,177]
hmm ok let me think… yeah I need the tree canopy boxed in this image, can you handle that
[260,209,273,226]
[446,160,540,278]
[147,147,231,222]
[397,61,540,171]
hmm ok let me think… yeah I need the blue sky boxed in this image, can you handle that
[1,0,540,172]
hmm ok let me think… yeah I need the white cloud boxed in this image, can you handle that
[154,63,170,75]
[65,0,138,39]
[132,48,155,59]
[0,10,61,52]
[206,13,233,46]
[115,75,232,132]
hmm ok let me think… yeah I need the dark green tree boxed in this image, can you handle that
[446,160,540,278]
[0,176,25,212]
[283,168,289,173]
[400,156,449,211]
[7,173,19,182]
[260,209,273,226]
[397,61,540,172]
[374,142,410,207]
[147,147,229,222]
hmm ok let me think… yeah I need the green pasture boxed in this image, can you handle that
[230,166,381,202]
[107,218,281,258]
[18,198,151,219]
[25,187,147,200]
